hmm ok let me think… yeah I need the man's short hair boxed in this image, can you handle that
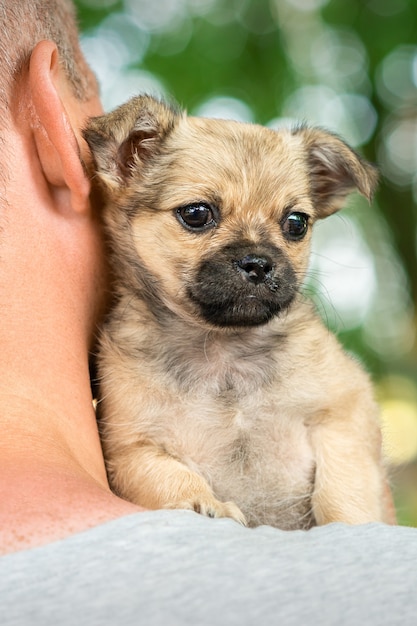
[0,0,96,120]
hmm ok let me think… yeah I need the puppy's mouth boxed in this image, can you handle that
[187,242,298,328]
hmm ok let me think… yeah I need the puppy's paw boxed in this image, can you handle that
[164,496,247,526]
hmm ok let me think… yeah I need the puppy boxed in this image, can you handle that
[84,95,394,529]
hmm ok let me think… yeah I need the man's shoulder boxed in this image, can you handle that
[2,511,417,626]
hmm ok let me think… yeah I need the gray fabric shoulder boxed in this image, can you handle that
[2,510,417,626]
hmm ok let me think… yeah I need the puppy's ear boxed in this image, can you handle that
[83,95,180,191]
[296,127,378,218]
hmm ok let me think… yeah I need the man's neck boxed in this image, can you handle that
[0,130,142,555]
[0,377,143,555]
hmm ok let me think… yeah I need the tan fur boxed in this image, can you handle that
[84,95,395,529]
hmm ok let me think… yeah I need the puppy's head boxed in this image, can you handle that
[83,96,377,329]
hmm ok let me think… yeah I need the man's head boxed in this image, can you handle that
[0,0,97,126]
[0,0,106,338]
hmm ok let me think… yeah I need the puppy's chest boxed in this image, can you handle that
[104,317,316,528]
[185,393,313,476]
[164,390,316,528]
[163,341,315,486]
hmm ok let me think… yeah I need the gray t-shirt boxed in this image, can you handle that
[1,510,417,625]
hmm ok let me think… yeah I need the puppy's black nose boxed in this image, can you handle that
[236,254,273,285]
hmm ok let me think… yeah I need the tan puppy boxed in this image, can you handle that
[84,95,394,529]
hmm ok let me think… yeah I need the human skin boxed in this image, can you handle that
[0,41,142,555]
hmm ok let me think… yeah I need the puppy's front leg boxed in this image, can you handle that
[108,442,247,525]
[309,405,386,525]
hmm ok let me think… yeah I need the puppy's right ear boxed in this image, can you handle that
[83,95,180,191]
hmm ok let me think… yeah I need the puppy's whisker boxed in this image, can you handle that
[203,331,211,364]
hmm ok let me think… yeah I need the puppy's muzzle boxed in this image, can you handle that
[187,241,297,328]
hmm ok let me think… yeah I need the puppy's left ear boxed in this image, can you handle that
[83,95,181,193]
[296,127,378,218]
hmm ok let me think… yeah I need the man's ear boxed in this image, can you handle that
[29,40,98,213]
[83,95,181,193]
[295,126,379,218]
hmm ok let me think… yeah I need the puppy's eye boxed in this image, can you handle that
[176,203,217,232]
[282,212,309,241]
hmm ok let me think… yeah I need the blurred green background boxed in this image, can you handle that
[75,0,417,526]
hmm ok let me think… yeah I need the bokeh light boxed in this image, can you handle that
[283,87,377,147]
[379,376,417,465]
[307,214,377,330]
[282,0,330,13]
[311,27,370,91]
[124,0,187,33]
[376,45,417,109]
[193,96,254,121]
[382,399,417,465]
